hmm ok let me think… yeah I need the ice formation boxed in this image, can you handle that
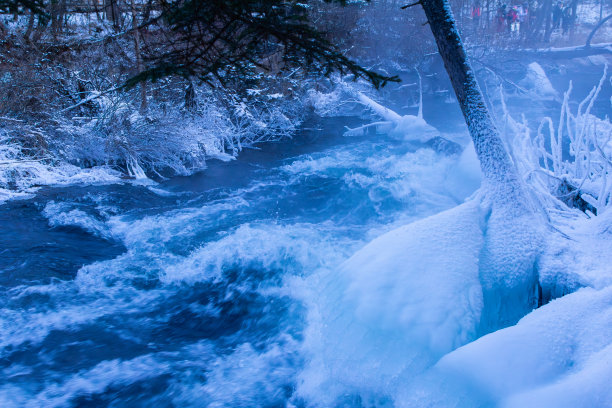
[519,62,559,100]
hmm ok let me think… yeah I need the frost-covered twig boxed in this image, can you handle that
[60,86,123,113]
[0,117,24,123]
[531,65,612,214]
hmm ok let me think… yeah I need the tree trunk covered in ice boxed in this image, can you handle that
[420,0,520,188]
[420,0,542,331]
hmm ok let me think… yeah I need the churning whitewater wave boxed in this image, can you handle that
[0,126,481,407]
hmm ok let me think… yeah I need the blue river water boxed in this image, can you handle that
[0,112,480,407]
[2,60,610,406]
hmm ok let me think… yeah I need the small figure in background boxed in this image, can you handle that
[562,5,573,34]
[552,2,563,29]
[496,4,507,32]
[508,5,519,34]
[472,1,482,29]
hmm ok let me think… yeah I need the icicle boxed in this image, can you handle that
[126,155,147,180]
[558,81,572,176]
[416,67,423,120]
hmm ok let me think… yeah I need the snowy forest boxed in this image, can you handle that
[1,0,612,406]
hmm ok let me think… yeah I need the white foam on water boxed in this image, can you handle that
[160,222,355,285]
[1,131,485,407]
[106,196,251,250]
[43,201,115,240]
[0,285,164,353]
[168,338,301,408]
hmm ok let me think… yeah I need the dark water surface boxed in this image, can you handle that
[0,61,609,406]
[0,114,471,407]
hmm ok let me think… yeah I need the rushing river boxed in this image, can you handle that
[2,60,609,406]
[0,110,480,407]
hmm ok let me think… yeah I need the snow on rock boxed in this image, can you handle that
[585,55,609,67]
[519,62,559,100]
[305,87,343,117]
[409,286,612,408]
[298,199,487,404]
[343,199,486,351]
[0,160,123,205]
[388,114,441,142]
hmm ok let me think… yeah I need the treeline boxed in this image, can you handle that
[0,0,606,124]
[0,1,422,187]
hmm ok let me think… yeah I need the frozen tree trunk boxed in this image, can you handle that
[104,0,121,31]
[420,0,542,332]
[50,0,60,38]
[24,10,35,41]
[184,81,197,112]
[420,0,520,191]
[58,0,67,34]
[131,0,147,113]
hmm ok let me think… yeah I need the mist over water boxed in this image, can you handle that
[1,57,610,407]
[0,111,478,406]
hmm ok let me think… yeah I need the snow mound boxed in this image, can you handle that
[539,209,612,300]
[414,286,612,408]
[343,199,486,351]
[389,114,441,142]
[298,200,487,404]
[519,62,558,100]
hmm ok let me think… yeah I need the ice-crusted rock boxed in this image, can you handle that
[298,199,486,405]
[519,62,559,100]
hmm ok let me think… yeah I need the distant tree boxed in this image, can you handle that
[0,0,46,37]
[0,0,46,15]
[586,12,612,48]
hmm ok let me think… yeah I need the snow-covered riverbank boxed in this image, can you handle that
[1,55,612,407]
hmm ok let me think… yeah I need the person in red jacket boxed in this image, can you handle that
[507,6,518,33]
[472,1,482,29]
